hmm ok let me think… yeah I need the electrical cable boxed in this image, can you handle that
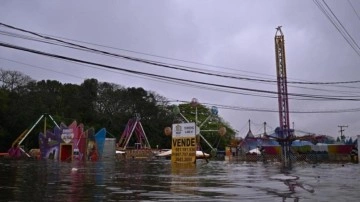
[2,41,360,102]
[2,22,360,86]
[313,0,360,57]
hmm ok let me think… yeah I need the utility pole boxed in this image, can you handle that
[262,122,267,138]
[338,125,348,142]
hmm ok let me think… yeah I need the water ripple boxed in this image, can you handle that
[0,158,359,201]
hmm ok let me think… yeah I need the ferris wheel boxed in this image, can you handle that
[165,98,226,156]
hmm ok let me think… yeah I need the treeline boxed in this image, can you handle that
[0,69,235,152]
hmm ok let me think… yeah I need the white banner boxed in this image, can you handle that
[172,123,196,137]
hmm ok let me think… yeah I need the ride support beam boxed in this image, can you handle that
[275,26,293,169]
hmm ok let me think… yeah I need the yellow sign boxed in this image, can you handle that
[171,123,196,163]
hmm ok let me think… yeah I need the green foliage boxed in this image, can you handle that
[0,69,236,152]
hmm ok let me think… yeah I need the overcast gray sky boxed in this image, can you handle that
[0,0,359,139]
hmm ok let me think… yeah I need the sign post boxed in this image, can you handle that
[171,123,197,164]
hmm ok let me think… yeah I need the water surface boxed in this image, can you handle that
[0,158,359,201]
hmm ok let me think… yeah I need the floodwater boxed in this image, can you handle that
[0,157,359,201]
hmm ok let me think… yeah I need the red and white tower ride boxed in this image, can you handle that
[275,26,293,168]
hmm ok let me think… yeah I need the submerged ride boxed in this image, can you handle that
[115,114,154,159]
[6,114,107,161]
[229,124,358,163]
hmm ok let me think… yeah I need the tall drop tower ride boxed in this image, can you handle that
[275,26,293,168]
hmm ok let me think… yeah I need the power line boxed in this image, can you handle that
[2,54,359,99]
[347,0,360,23]
[0,22,280,79]
[2,45,360,114]
[3,41,360,102]
[170,99,360,113]
[5,51,356,101]
[1,22,360,86]
[1,22,360,101]
[313,0,360,57]
[0,25,280,84]
[0,57,84,80]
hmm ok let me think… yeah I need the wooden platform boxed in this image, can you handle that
[116,149,154,160]
[0,153,9,158]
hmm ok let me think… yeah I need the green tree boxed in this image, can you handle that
[0,69,33,92]
[79,79,99,125]
[0,69,237,154]
[95,82,127,136]
[59,83,82,121]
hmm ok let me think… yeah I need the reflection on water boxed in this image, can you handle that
[0,158,359,201]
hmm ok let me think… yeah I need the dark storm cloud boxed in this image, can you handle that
[0,0,359,138]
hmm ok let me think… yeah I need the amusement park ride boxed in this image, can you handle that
[117,113,151,150]
[114,100,223,160]
[237,26,358,167]
[4,27,357,164]
[156,98,225,160]
[8,114,59,158]
[6,113,107,161]
[274,26,294,168]
[115,113,155,158]
[174,98,226,155]
[268,27,357,167]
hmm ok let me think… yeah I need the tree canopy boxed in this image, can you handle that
[0,69,236,152]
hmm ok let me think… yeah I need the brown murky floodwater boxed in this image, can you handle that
[0,157,359,201]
